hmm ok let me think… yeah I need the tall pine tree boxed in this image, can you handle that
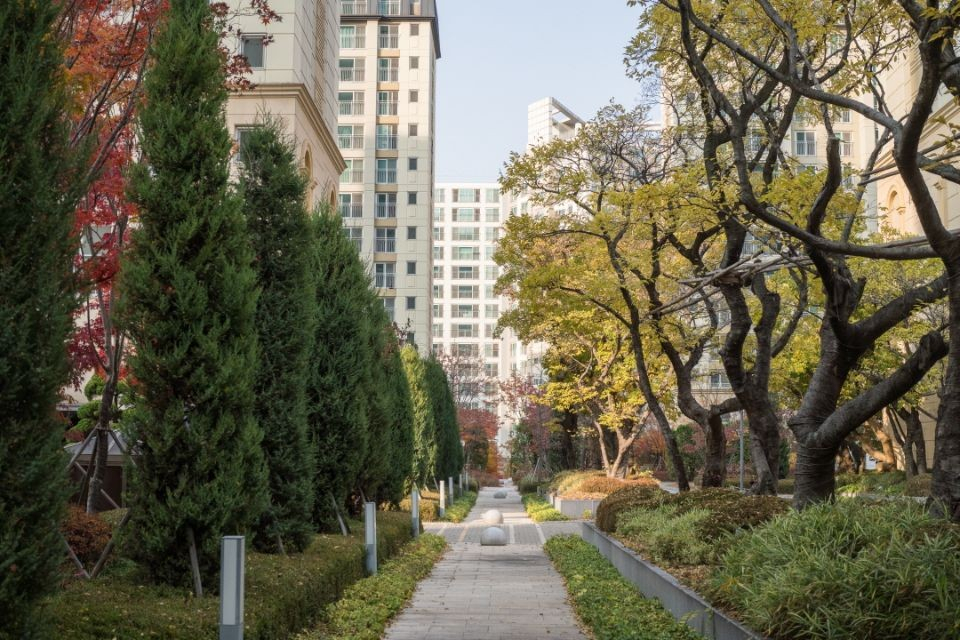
[120,0,267,587]
[0,0,86,632]
[238,121,317,553]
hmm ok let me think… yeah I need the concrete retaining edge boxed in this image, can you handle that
[579,522,767,640]
[550,496,602,519]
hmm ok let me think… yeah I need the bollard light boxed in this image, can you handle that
[219,536,245,640]
[411,487,420,539]
[439,480,446,517]
[364,501,377,575]
[448,476,454,500]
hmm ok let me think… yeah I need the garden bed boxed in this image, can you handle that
[521,494,568,522]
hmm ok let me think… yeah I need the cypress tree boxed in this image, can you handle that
[120,0,267,586]
[0,0,86,632]
[308,209,372,528]
[382,338,415,503]
[425,359,462,480]
[239,121,317,553]
[401,346,437,487]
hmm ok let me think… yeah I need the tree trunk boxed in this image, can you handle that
[700,413,726,487]
[932,276,960,522]
[558,410,578,470]
[793,440,839,508]
[907,408,928,474]
[86,373,117,514]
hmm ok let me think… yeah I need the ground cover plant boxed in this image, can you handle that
[441,491,477,523]
[398,488,476,522]
[544,535,699,640]
[46,512,413,639]
[550,471,659,500]
[595,485,670,532]
[522,495,568,522]
[297,534,447,640]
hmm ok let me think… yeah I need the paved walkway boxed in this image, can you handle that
[385,482,588,640]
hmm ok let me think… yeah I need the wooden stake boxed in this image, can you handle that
[186,527,203,597]
[330,493,349,536]
[90,509,131,579]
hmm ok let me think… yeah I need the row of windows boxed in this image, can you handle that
[340,22,421,49]
[339,56,421,83]
[432,265,499,280]
[435,188,500,204]
[339,192,423,218]
[431,227,499,242]
[434,207,501,223]
[341,159,423,187]
[432,245,497,261]
[338,89,419,117]
[430,325,502,347]
[432,303,500,319]
[374,261,422,288]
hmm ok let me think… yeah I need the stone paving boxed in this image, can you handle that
[385,482,588,640]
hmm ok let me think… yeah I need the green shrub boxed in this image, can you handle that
[617,506,715,566]
[299,534,447,640]
[442,491,477,523]
[707,501,960,640]
[836,471,907,496]
[544,535,700,640]
[518,474,541,494]
[776,477,794,494]
[522,495,568,522]
[47,512,413,639]
[904,474,932,497]
[596,486,668,532]
[662,488,789,540]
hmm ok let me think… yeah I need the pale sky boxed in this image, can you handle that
[434,1,644,183]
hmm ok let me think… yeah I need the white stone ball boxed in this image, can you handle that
[493,491,507,499]
[482,509,503,524]
[480,526,508,546]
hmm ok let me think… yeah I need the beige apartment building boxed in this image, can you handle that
[228,0,346,207]
[337,0,440,352]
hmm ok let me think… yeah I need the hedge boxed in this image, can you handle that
[521,495,568,522]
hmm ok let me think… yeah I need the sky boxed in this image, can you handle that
[434,1,644,183]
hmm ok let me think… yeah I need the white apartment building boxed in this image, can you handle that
[228,0,346,207]
[337,0,440,352]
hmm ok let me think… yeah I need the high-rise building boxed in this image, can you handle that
[337,0,441,352]
[227,0,346,207]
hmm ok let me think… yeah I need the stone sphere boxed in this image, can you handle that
[480,526,508,546]
[482,509,503,524]
[493,491,507,499]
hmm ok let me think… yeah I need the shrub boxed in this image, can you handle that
[596,486,668,532]
[299,534,447,640]
[707,501,960,640]
[544,535,700,640]
[618,506,715,566]
[442,491,477,523]
[836,470,907,496]
[904,474,932,497]
[469,470,500,487]
[522,494,569,522]
[62,507,113,566]
[776,477,794,494]
[662,488,789,540]
[518,474,542,494]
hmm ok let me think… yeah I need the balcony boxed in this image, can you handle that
[341,0,437,18]
[376,134,398,150]
[375,238,396,253]
[376,100,398,116]
[337,134,364,150]
[339,101,364,116]
[341,168,364,184]
[376,168,397,184]
[376,202,397,218]
[375,274,396,289]
[378,67,399,82]
[340,34,366,48]
[339,202,363,218]
[339,67,365,82]
[378,34,400,49]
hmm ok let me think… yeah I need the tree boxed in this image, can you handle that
[0,0,88,631]
[120,0,267,587]
[425,359,462,481]
[401,346,437,487]
[238,121,317,553]
[459,407,498,469]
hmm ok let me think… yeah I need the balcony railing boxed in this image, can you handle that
[375,238,396,253]
[340,34,366,48]
[341,0,436,17]
[339,67,365,82]
[378,34,400,49]
[375,202,397,218]
[339,101,364,116]
[378,67,399,82]
[339,202,363,218]
[341,1,372,15]
[376,134,397,150]
[375,274,396,289]
[338,134,364,150]
[376,169,397,184]
[376,100,398,116]
[341,168,364,183]
[379,0,400,14]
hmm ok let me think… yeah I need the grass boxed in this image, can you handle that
[297,534,447,640]
[45,512,414,639]
[521,494,568,522]
[544,535,700,640]
[441,491,477,523]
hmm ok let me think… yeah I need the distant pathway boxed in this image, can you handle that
[385,482,587,640]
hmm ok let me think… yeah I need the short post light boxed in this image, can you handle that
[439,480,446,518]
[411,486,420,539]
[219,536,245,640]
[448,476,454,500]
[364,501,377,575]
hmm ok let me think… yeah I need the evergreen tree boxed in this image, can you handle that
[382,338,415,503]
[120,0,267,587]
[0,0,86,632]
[239,121,317,553]
[308,209,372,528]
[401,346,437,487]
[425,359,462,480]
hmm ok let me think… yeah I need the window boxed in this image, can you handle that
[455,344,481,358]
[485,227,499,242]
[409,123,418,137]
[707,371,731,389]
[839,108,852,124]
[338,91,364,116]
[409,90,419,102]
[374,262,395,288]
[453,266,479,279]
[406,295,416,309]
[484,323,495,338]
[837,131,853,157]
[376,124,397,150]
[377,91,398,116]
[375,228,396,253]
[236,127,255,156]
[485,188,500,203]
[340,25,365,48]
[343,226,362,251]
[407,226,417,240]
[376,192,397,218]
[341,159,363,184]
[484,344,500,357]
[408,158,418,171]
[377,58,399,82]
[485,208,500,222]
[485,266,498,280]
[456,324,479,338]
[485,304,499,318]
[433,246,443,260]
[453,246,480,260]
[432,323,442,337]
[452,285,479,299]
[241,35,265,68]
[433,265,443,279]
[484,285,495,298]
[452,304,479,318]
[431,343,443,357]
[454,208,479,222]
[406,262,417,276]
[433,284,442,298]
[378,24,399,48]
[406,331,415,349]
[410,56,419,69]
[408,192,418,205]
[452,188,479,203]
[337,124,364,149]
[339,57,365,82]
[484,363,499,377]
[794,131,816,156]
[433,207,443,222]
[383,297,395,321]
[379,0,400,15]
[376,158,397,183]
[432,304,442,318]
[484,246,496,259]
[432,226,443,241]
[410,24,420,36]
[339,192,363,218]
[453,227,479,241]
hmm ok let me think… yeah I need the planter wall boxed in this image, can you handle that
[548,494,603,519]
[580,522,767,640]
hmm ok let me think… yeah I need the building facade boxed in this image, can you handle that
[337,0,440,351]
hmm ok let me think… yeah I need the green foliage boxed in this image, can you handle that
[552,470,660,499]
[441,491,477,523]
[544,535,700,640]
[239,120,317,553]
[518,474,544,494]
[424,359,462,479]
[0,0,86,633]
[401,347,437,486]
[299,534,447,640]
[708,501,960,640]
[120,0,267,586]
[47,512,414,639]
[836,470,908,496]
[618,505,715,565]
[595,486,669,533]
[397,490,439,522]
[522,494,569,522]
[905,474,933,497]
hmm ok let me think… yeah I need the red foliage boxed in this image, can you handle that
[62,506,113,566]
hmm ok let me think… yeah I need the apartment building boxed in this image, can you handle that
[227,0,346,207]
[337,0,440,352]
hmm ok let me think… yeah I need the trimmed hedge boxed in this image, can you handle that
[397,489,476,523]
[521,495,568,522]
[544,535,700,640]
[298,534,447,639]
[47,512,413,639]
[442,491,478,523]
[596,486,668,532]
[550,471,659,500]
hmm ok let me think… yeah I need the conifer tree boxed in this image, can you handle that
[0,0,86,632]
[239,121,317,553]
[401,346,437,487]
[120,0,267,586]
[308,209,373,527]
[425,359,462,480]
